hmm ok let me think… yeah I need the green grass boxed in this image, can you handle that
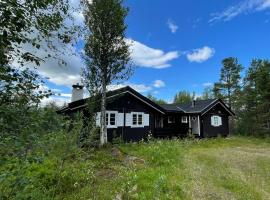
[1,136,270,199]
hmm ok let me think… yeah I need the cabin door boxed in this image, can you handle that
[191,115,200,136]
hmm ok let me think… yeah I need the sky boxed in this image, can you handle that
[39,0,270,106]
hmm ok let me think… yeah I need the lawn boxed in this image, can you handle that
[1,136,270,200]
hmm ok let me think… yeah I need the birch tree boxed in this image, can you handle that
[83,0,132,146]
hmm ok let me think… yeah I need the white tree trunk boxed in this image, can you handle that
[100,79,107,146]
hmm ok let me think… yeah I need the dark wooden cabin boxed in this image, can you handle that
[58,85,234,142]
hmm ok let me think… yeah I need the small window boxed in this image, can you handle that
[132,114,137,125]
[182,116,188,123]
[110,113,116,125]
[131,113,144,127]
[168,116,175,124]
[138,114,143,125]
[192,116,196,121]
[211,115,222,127]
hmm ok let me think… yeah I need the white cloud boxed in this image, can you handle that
[167,19,178,33]
[16,38,178,89]
[127,39,179,69]
[40,96,70,107]
[153,80,165,88]
[209,0,270,23]
[186,46,215,63]
[202,82,213,87]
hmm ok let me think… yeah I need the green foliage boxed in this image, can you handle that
[83,0,132,91]
[213,57,243,108]
[201,86,214,100]
[236,59,270,136]
[1,136,270,199]
[174,90,195,104]
[83,0,132,145]
[146,94,167,104]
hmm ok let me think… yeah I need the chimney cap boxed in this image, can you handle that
[72,83,83,90]
[191,100,196,108]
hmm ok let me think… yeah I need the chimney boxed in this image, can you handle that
[71,83,83,102]
[192,100,196,108]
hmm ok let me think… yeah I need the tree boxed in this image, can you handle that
[215,57,243,108]
[0,0,78,106]
[0,0,79,158]
[146,94,167,104]
[201,86,214,100]
[173,90,195,104]
[83,0,132,146]
[239,59,270,136]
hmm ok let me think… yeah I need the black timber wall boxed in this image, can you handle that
[201,103,230,138]
[105,93,160,142]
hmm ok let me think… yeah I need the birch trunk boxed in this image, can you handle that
[100,79,107,146]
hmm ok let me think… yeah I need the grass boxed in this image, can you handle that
[2,136,270,199]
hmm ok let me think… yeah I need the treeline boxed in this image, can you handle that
[213,58,270,136]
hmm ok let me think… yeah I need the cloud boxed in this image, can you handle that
[127,39,179,69]
[186,46,215,63]
[202,82,213,87]
[167,19,178,33]
[40,95,70,107]
[209,0,270,23]
[153,80,165,88]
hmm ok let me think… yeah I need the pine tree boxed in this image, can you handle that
[214,57,243,109]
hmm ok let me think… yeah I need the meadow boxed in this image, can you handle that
[1,136,270,200]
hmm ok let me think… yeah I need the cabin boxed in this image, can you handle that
[58,85,234,142]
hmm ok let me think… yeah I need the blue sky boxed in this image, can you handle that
[40,0,270,105]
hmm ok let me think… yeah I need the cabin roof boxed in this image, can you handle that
[58,86,234,116]
[159,99,217,113]
[58,86,166,114]
[159,98,234,116]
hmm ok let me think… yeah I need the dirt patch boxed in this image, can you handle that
[111,147,145,166]
[96,168,117,179]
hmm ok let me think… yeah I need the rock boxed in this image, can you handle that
[111,147,123,158]
[124,155,145,166]
[115,193,122,200]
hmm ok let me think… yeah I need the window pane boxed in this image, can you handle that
[214,117,218,125]
[132,114,137,125]
[106,113,108,125]
[138,114,142,125]
[110,113,116,125]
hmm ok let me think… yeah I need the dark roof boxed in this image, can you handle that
[159,99,217,113]
[159,98,234,115]
[58,86,234,116]
[58,86,166,114]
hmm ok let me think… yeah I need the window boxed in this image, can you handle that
[168,116,175,124]
[131,112,144,127]
[182,116,188,123]
[110,113,116,125]
[105,111,118,128]
[192,116,197,121]
[132,114,137,125]
[211,115,222,127]
[138,114,143,125]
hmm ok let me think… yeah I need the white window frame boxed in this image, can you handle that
[131,112,144,128]
[106,111,118,128]
[182,116,188,123]
[211,115,222,127]
[168,116,175,124]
